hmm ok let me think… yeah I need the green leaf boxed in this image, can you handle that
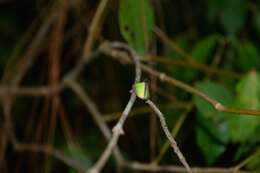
[196,119,226,165]
[228,71,260,142]
[119,0,155,55]
[194,81,234,164]
[175,35,218,82]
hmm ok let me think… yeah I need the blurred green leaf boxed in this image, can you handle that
[172,35,218,82]
[119,0,155,55]
[194,81,234,164]
[228,71,260,142]
[185,35,218,80]
[196,119,226,165]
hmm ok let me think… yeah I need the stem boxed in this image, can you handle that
[154,103,193,163]
[146,99,193,173]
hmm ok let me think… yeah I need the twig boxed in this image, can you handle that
[99,44,260,116]
[1,0,57,83]
[88,93,136,173]
[154,103,193,163]
[0,98,12,168]
[146,100,193,173]
[83,0,109,57]
[87,42,141,173]
[153,26,195,62]
[103,100,188,122]
[153,27,240,78]
[148,56,240,79]
[155,40,225,163]
[0,47,98,171]
[0,51,99,98]
[13,142,84,172]
[0,86,56,97]
[45,1,68,171]
[141,65,260,116]
[65,79,123,165]
[7,10,56,85]
[122,161,250,173]
[64,51,100,81]
[0,5,57,169]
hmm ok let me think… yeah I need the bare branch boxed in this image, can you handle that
[87,42,142,173]
[141,65,260,116]
[83,0,109,56]
[0,86,57,97]
[65,79,124,164]
[146,100,193,173]
[155,103,193,163]
[99,44,260,117]
[123,161,250,173]
[12,141,84,172]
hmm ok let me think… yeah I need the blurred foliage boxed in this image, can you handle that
[1,0,260,172]
[119,0,154,55]
[194,81,233,165]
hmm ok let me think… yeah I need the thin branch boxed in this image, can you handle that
[141,65,260,116]
[123,161,250,173]
[13,142,84,172]
[154,103,193,163]
[63,51,100,82]
[99,44,260,116]
[0,51,99,98]
[0,48,98,171]
[153,27,240,78]
[1,0,57,84]
[87,42,142,173]
[65,79,124,165]
[0,86,54,97]
[83,0,109,57]
[103,101,188,122]
[146,100,193,173]
[88,93,136,173]
[153,27,191,61]
[0,4,57,169]
[0,99,12,167]
[155,41,225,163]
[8,11,56,85]
[148,56,240,79]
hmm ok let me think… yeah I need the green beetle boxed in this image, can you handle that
[133,81,150,100]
